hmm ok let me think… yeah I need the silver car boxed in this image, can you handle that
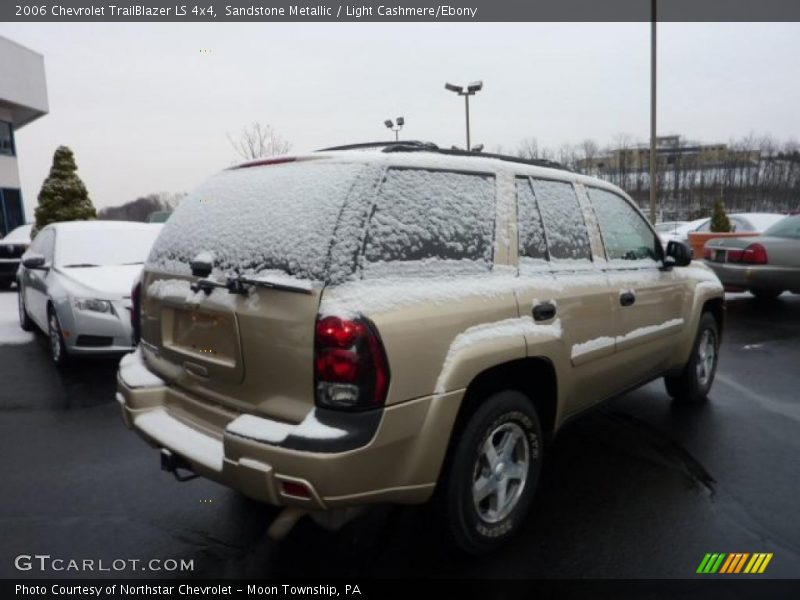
[17,221,162,364]
[703,214,800,299]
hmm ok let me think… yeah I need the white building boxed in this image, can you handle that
[0,36,48,237]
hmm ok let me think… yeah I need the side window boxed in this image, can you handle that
[516,178,548,263]
[363,168,495,276]
[531,178,592,263]
[588,187,660,263]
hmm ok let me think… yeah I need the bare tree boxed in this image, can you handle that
[516,137,539,160]
[228,122,292,160]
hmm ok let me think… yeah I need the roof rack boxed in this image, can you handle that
[317,140,438,152]
[316,140,570,171]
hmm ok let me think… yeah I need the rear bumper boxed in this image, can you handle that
[704,260,800,292]
[116,353,463,510]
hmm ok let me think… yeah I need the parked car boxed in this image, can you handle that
[18,221,163,364]
[116,144,724,553]
[703,214,800,299]
[0,223,33,289]
[655,221,689,236]
[659,213,784,246]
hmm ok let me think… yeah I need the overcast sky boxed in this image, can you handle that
[1,22,799,218]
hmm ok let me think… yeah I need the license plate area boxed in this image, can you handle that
[162,307,238,368]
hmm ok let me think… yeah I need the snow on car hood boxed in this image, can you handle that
[59,264,143,299]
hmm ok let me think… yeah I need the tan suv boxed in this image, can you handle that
[117,142,724,553]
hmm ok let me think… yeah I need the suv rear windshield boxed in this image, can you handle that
[147,161,369,282]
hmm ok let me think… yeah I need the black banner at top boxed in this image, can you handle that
[3,0,800,22]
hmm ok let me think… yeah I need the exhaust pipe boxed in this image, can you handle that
[160,449,198,482]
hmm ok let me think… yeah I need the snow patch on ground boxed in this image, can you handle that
[119,347,166,388]
[435,317,562,394]
[226,411,346,444]
[0,292,34,345]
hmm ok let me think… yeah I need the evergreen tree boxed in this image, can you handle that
[33,146,96,235]
[709,199,731,233]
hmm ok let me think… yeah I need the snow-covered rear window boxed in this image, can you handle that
[516,178,548,262]
[588,187,660,262]
[147,162,367,282]
[531,179,591,263]
[362,168,495,276]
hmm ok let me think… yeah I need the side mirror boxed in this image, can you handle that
[665,240,692,267]
[22,252,48,270]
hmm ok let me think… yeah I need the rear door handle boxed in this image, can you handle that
[620,291,636,307]
[532,301,557,322]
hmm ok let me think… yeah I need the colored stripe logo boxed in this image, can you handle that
[696,552,773,574]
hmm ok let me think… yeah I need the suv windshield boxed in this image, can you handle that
[147,161,369,282]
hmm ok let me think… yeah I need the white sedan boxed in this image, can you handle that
[17,221,162,365]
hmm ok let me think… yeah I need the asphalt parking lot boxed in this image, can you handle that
[1,289,798,579]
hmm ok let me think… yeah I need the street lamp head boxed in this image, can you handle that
[472,144,484,153]
[396,116,405,127]
[384,119,394,129]
[467,81,483,93]
[445,82,463,94]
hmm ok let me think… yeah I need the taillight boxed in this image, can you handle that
[740,243,768,265]
[703,247,713,260]
[726,249,744,262]
[131,278,142,345]
[314,315,390,410]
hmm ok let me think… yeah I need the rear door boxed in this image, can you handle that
[514,176,619,414]
[585,185,687,388]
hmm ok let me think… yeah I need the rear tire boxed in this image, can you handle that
[440,390,543,554]
[750,288,782,301]
[665,312,719,404]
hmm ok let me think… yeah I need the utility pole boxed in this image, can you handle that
[649,0,658,223]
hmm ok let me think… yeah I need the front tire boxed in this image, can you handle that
[441,391,543,554]
[48,309,69,366]
[18,288,34,332]
[665,312,719,403]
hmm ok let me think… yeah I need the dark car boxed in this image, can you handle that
[0,224,32,289]
[703,214,800,299]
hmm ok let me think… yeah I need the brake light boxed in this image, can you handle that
[740,243,768,265]
[314,315,390,410]
[703,247,713,260]
[131,278,142,345]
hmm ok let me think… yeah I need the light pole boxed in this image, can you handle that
[649,0,657,224]
[384,117,404,141]
[445,81,483,151]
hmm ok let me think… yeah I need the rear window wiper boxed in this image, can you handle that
[190,274,313,296]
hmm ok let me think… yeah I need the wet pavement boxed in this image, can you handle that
[1,289,798,579]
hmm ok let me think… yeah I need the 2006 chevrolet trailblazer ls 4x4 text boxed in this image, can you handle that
[116,142,724,553]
